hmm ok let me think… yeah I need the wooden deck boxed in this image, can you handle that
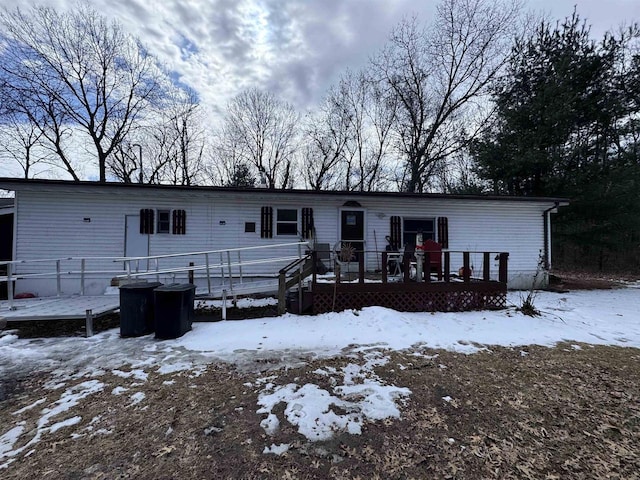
[311,279,507,313]
[282,250,509,314]
[0,295,120,336]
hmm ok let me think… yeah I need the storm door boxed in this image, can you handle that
[339,209,365,261]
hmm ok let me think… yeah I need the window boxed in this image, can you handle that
[157,210,171,234]
[403,218,435,248]
[140,208,186,235]
[276,209,298,235]
[245,222,256,233]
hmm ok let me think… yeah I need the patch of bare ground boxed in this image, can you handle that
[548,270,638,291]
[2,344,639,479]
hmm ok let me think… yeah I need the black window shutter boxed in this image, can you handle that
[261,206,273,238]
[140,209,154,234]
[389,216,402,249]
[437,217,449,248]
[172,209,186,235]
[301,207,314,239]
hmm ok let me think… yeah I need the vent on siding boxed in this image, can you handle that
[140,209,154,234]
[261,206,273,238]
[301,207,314,239]
[172,209,186,235]
[389,216,402,249]
[437,217,449,248]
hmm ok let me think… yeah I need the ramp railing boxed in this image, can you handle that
[0,241,310,309]
[115,241,310,296]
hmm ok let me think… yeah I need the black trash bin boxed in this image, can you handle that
[119,282,163,337]
[154,283,196,339]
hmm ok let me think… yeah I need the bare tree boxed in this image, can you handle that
[145,88,207,186]
[106,86,207,186]
[302,69,397,191]
[372,0,522,192]
[302,98,351,191]
[208,129,253,187]
[0,110,50,178]
[337,70,397,191]
[221,88,299,188]
[0,4,161,181]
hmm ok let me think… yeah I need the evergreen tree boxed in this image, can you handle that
[472,12,640,271]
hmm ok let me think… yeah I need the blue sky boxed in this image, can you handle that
[1,0,638,116]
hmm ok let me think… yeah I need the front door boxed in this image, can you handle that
[125,215,149,270]
[340,209,365,261]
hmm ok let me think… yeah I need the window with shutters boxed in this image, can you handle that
[403,218,435,248]
[157,209,171,234]
[139,208,186,235]
[276,208,298,236]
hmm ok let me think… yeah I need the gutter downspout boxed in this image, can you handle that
[542,201,560,270]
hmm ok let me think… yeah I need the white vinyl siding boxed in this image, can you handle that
[10,184,553,294]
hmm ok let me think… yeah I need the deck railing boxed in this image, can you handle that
[311,249,509,284]
[310,249,509,313]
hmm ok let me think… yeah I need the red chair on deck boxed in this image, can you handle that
[421,239,443,280]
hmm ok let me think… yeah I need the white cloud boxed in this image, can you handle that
[0,0,637,118]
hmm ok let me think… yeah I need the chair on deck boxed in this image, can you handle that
[422,239,443,280]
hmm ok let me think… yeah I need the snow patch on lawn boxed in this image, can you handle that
[0,380,104,467]
[129,392,145,406]
[112,369,148,382]
[257,352,411,442]
[263,443,290,455]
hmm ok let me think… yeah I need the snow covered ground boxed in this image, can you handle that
[1,287,639,465]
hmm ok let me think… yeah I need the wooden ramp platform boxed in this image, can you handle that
[0,295,120,336]
[196,279,281,300]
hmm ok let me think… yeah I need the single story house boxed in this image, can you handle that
[0,178,568,296]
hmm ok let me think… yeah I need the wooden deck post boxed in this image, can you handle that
[499,253,509,283]
[312,251,318,284]
[424,254,430,283]
[463,252,470,282]
[277,273,286,315]
[483,252,490,281]
[381,252,388,283]
[7,263,14,310]
[85,309,94,337]
[56,260,61,296]
[358,255,365,284]
[188,262,194,284]
[403,256,410,283]
[444,251,450,282]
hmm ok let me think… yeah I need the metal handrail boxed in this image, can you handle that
[1,241,310,309]
[113,241,310,262]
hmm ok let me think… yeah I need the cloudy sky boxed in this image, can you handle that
[1,0,639,117]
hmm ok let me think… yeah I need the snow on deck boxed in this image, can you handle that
[0,295,120,321]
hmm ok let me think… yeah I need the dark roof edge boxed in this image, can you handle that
[0,177,570,204]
